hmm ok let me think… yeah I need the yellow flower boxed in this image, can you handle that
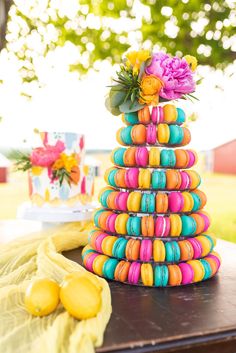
[31,166,43,176]
[52,153,78,173]
[139,94,159,106]
[52,159,64,170]
[140,75,164,96]
[184,55,198,71]
[126,50,150,74]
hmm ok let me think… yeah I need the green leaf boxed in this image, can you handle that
[119,100,144,113]
[109,90,127,107]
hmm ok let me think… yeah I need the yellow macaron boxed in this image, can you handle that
[115,213,129,235]
[149,147,160,167]
[187,260,205,282]
[116,128,125,145]
[127,191,142,212]
[187,170,201,189]
[138,169,151,189]
[153,240,166,262]
[169,214,182,236]
[141,263,154,286]
[163,104,177,123]
[92,254,109,276]
[196,235,212,257]
[101,236,117,256]
[157,124,170,144]
[182,191,194,212]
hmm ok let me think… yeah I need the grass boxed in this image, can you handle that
[0,169,236,243]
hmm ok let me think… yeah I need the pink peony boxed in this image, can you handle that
[30,141,65,167]
[145,52,195,100]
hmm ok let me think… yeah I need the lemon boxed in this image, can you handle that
[63,271,102,292]
[25,278,60,317]
[60,275,101,320]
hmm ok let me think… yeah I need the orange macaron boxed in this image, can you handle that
[163,104,177,123]
[125,239,141,261]
[168,264,182,286]
[181,127,191,146]
[107,191,119,209]
[115,168,126,188]
[131,124,146,145]
[138,106,151,124]
[141,215,155,237]
[190,213,205,234]
[178,240,194,261]
[166,170,182,190]
[156,193,168,213]
[114,261,131,282]
[123,147,136,166]
[175,149,190,168]
[98,210,112,230]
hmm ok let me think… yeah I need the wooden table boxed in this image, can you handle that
[64,240,236,353]
[1,220,236,353]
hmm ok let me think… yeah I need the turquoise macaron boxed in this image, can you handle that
[176,108,186,125]
[108,168,118,187]
[160,149,176,167]
[200,259,212,280]
[181,215,197,236]
[204,234,215,252]
[190,192,202,212]
[100,189,113,208]
[152,170,166,189]
[112,238,128,259]
[141,193,155,213]
[93,209,105,227]
[124,112,139,125]
[113,148,126,166]
[168,125,184,145]
[82,248,95,260]
[121,126,133,145]
[126,216,141,236]
[165,241,181,262]
[103,258,119,280]
[154,265,169,287]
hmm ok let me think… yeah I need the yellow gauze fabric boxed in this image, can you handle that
[0,221,112,353]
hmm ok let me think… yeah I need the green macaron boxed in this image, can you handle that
[112,238,128,258]
[176,108,186,125]
[152,170,166,189]
[121,126,133,145]
[103,258,119,280]
[141,193,155,213]
[168,125,184,145]
[165,241,181,262]
[160,149,176,167]
[181,215,197,236]
[124,112,139,125]
[154,265,169,287]
[126,216,141,236]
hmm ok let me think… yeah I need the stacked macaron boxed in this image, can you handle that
[105,167,201,190]
[117,124,191,146]
[83,103,221,287]
[98,187,206,214]
[111,147,197,168]
[88,229,215,263]
[93,209,211,237]
[83,245,221,286]
[122,104,186,126]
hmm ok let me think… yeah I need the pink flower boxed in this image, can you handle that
[145,52,195,100]
[30,141,65,167]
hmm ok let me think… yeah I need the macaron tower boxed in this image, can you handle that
[83,49,221,287]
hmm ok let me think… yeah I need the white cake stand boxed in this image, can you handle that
[17,201,98,229]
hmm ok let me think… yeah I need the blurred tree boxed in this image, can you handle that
[0,0,12,49]
[1,0,236,84]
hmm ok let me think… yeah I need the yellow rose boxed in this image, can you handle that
[139,94,159,106]
[137,50,150,62]
[184,55,198,71]
[140,75,164,96]
[52,159,64,170]
[126,50,151,75]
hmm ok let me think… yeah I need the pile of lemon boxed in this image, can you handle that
[25,272,102,319]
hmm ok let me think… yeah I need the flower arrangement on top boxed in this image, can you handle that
[105,49,198,116]
[13,140,81,186]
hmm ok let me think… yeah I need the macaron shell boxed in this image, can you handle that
[187,260,205,282]
[103,258,119,280]
[115,213,129,234]
[125,168,139,188]
[93,254,109,276]
[138,106,151,124]
[154,265,168,286]
[178,240,194,261]
[127,216,141,236]
[135,147,149,167]
[157,124,170,144]
[181,192,194,212]
[168,264,182,286]
[139,168,151,189]
[175,149,189,168]
[196,235,212,257]
[114,261,131,282]
[140,239,152,261]
[179,262,194,284]
[153,240,166,262]
[128,262,141,284]
[166,170,181,190]
[156,193,168,213]
[115,168,126,188]
[181,127,191,145]
[176,107,186,124]
[163,104,177,123]
[127,191,142,212]
[169,214,182,236]
[131,124,146,145]
[123,147,136,166]
[123,112,139,125]
[149,147,160,167]
[141,215,155,237]
[168,192,184,213]
[101,236,117,256]
[125,239,141,260]
[141,263,154,286]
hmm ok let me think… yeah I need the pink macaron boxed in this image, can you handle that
[179,262,194,284]
[168,192,184,212]
[128,262,141,284]
[135,147,149,167]
[187,150,196,168]
[95,233,107,253]
[197,212,210,232]
[151,106,163,124]
[147,125,157,145]
[187,238,202,259]
[140,239,153,261]
[180,171,191,190]
[155,216,171,237]
[125,168,139,188]
[207,254,221,270]
[115,192,129,211]
[106,213,118,233]
[84,252,98,272]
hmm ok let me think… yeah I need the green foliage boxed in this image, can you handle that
[52,168,71,187]
[4,0,236,85]
[11,150,31,171]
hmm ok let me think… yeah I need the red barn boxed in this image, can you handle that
[0,153,10,183]
[205,139,236,174]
